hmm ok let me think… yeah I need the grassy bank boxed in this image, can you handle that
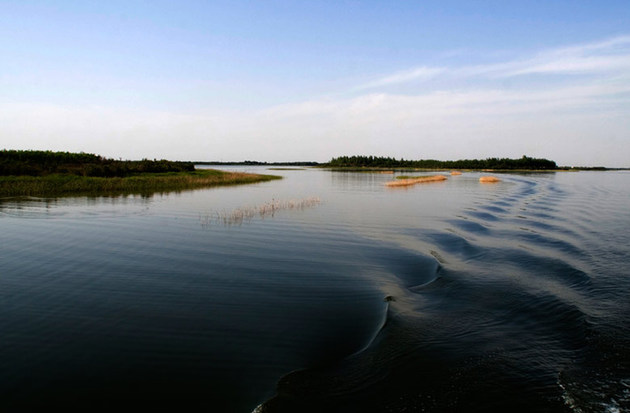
[0,169,281,197]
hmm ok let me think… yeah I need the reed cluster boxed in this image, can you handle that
[479,176,501,183]
[386,175,447,187]
[200,197,321,227]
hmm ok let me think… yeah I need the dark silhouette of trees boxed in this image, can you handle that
[0,150,195,177]
[326,155,557,170]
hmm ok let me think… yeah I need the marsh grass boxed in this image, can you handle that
[0,170,281,197]
[386,175,447,187]
[200,197,321,227]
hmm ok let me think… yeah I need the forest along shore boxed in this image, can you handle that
[0,150,280,197]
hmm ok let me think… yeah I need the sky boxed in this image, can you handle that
[1,1,629,166]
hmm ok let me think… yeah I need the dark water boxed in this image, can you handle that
[1,168,629,412]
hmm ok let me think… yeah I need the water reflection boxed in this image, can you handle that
[0,194,154,219]
[1,168,629,412]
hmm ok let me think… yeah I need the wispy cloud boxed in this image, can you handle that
[361,35,630,87]
[2,36,629,167]
[357,66,445,90]
[498,35,630,76]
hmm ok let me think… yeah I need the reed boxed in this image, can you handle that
[200,197,321,227]
[386,175,447,187]
[0,170,281,197]
[479,176,501,184]
[479,176,501,183]
[451,171,462,175]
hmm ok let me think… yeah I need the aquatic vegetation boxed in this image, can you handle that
[386,175,447,187]
[479,176,501,183]
[200,196,321,227]
[451,171,462,175]
[0,150,282,196]
[0,170,281,197]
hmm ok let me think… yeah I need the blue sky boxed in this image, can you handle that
[1,1,629,166]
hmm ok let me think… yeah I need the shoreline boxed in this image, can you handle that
[0,169,281,198]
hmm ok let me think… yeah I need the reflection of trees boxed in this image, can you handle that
[0,194,153,218]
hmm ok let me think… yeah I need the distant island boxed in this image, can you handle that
[325,155,558,170]
[195,160,320,166]
[191,156,559,170]
[0,150,280,197]
[153,156,622,170]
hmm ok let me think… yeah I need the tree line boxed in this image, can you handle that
[195,160,320,166]
[0,150,195,177]
[326,155,557,170]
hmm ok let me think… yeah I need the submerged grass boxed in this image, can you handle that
[0,169,281,197]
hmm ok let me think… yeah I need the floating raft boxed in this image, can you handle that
[386,175,448,187]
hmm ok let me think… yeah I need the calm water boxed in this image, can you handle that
[1,168,629,412]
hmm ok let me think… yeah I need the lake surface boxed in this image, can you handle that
[1,167,629,412]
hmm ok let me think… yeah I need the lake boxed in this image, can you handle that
[1,167,629,412]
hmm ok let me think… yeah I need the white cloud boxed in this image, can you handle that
[500,35,630,76]
[364,35,630,83]
[2,36,629,167]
